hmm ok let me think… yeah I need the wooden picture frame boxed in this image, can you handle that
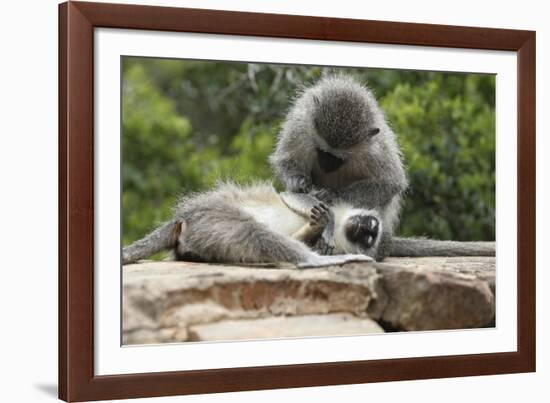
[59,1,536,401]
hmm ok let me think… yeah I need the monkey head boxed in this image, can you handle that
[333,206,382,257]
[345,214,379,249]
[310,76,380,156]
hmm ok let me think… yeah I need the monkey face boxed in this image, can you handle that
[345,214,380,250]
[315,147,346,173]
[332,206,382,257]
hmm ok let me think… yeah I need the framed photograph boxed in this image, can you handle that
[59,1,535,401]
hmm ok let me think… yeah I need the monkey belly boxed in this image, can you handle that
[240,202,306,237]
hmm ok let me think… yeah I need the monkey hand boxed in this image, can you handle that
[310,188,337,205]
[310,203,335,254]
[309,203,335,255]
[288,175,312,193]
[309,202,330,229]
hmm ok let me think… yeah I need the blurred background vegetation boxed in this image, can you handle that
[122,57,495,245]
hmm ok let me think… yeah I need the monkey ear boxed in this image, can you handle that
[367,128,380,137]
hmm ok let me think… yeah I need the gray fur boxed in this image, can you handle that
[270,74,495,260]
[390,237,495,257]
[280,191,335,253]
[174,187,309,264]
[122,183,374,267]
[270,74,408,260]
[122,221,179,264]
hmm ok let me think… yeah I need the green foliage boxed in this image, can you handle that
[122,57,495,244]
[123,62,193,243]
[122,59,279,243]
[381,75,495,240]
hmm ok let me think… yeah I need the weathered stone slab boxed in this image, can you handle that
[370,257,495,331]
[122,257,495,345]
[188,314,383,342]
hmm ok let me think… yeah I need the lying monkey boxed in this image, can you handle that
[122,182,382,267]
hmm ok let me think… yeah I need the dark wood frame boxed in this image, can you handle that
[59,1,536,401]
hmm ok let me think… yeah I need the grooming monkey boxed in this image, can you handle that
[270,74,495,260]
[122,183,382,267]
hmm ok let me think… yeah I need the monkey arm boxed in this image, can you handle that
[280,191,325,216]
[272,159,312,193]
[291,222,323,245]
[287,197,331,245]
[280,192,335,254]
[269,126,316,193]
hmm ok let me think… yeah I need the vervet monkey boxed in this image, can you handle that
[122,183,382,267]
[270,74,494,259]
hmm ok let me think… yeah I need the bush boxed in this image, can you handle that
[382,74,495,240]
[122,58,495,244]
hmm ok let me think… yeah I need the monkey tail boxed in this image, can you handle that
[389,237,495,257]
[122,220,181,265]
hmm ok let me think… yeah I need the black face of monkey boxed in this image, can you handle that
[345,215,379,249]
[315,147,346,173]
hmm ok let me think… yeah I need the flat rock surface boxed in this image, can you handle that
[188,314,384,342]
[123,257,495,345]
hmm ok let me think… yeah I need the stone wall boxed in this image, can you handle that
[122,257,495,345]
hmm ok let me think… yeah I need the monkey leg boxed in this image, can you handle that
[171,222,206,262]
[122,220,182,264]
[178,200,316,265]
